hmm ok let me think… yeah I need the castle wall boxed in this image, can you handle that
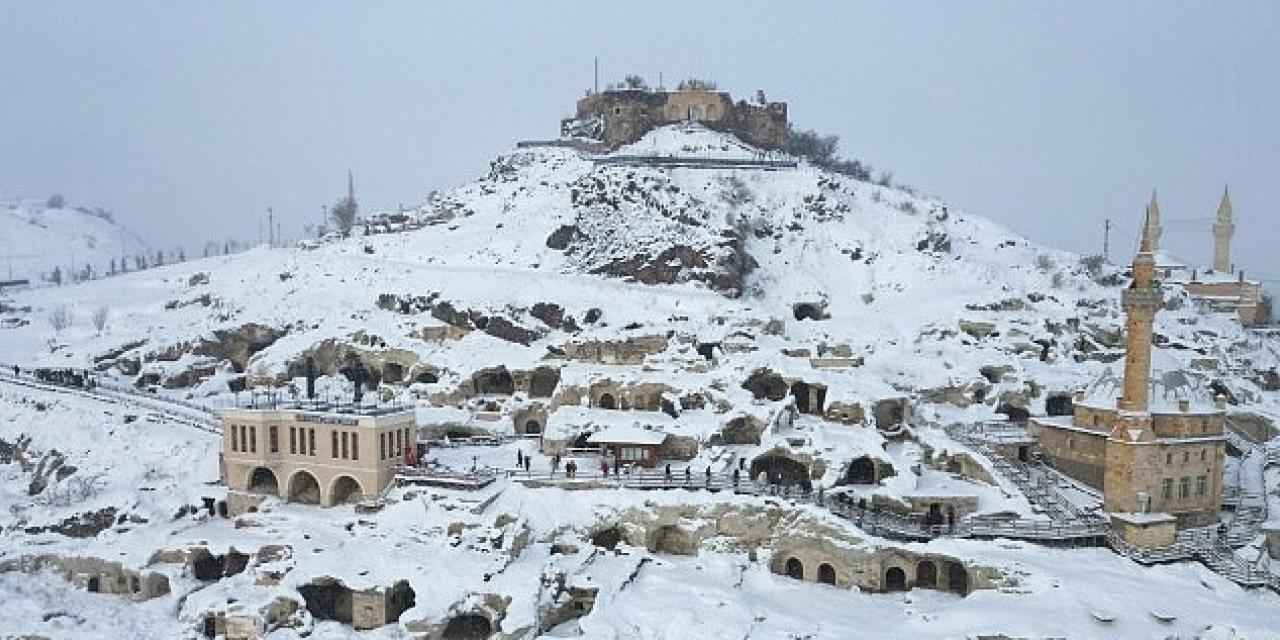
[572,90,787,150]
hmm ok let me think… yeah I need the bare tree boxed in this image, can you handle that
[48,305,72,334]
[331,195,358,236]
[91,306,109,335]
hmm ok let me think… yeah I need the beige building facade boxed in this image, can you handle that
[219,406,416,507]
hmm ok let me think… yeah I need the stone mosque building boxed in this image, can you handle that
[1032,209,1227,535]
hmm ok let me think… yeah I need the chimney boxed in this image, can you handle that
[1178,398,1190,413]
[1214,394,1227,410]
[305,357,317,400]
[1239,270,1245,284]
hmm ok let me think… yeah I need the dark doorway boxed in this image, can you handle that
[885,567,907,591]
[598,393,617,410]
[946,506,956,529]
[750,455,809,486]
[442,614,492,640]
[288,471,321,505]
[1045,393,1073,416]
[948,563,969,596]
[926,503,943,526]
[817,563,836,585]
[791,381,811,414]
[846,457,877,484]
[916,561,937,588]
[591,526,623,550]
[1017,446,1029,462]
[203,615,217,638]
[524,420,542,435]
[529,367,560,398]
[785,557,804,580]
[87,576,100,593]
[330,476,363,505]
[474,368,514,395]
[298,579,354,624]
[248,467,279,496]
[793,303,824,321]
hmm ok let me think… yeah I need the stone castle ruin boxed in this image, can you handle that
[562,86,788,150]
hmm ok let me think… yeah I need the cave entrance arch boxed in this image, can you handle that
[793,303,824,321]
[926,503,944,527]
[524,419,542,435]
[247,467,279,496]
[750,455,809,486]
[948,563,969,596]
[442,614,493,640]
[298,579,354,624]
[330,476,363,505]
[885,567,907,592]
[846,457,877,485]
[288,470,321,505]
[474,368,514,395]
[784,557,804,580]
[917,561,937,588]
[87,576,100,593]
[791,381,811,414]
[817,563,836,585]
[598,393,617,410]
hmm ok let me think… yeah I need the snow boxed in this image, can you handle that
[2,125,1280,637]
[0,196,149,284]
[586,425,668,446]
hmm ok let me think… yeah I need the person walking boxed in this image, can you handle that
[523,456,531,474]
[517,450,523,468]
[704,466,712,488]
[684,466,691,485]
[602,460,609,476]
[732,468,740,488]
[664,464,672,485]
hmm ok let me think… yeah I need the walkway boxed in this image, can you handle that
[591,155,797,171]
[0,367,219,434]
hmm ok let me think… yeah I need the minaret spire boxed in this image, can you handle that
[347,169,355,204]
[1213,185,1234,272]
[1118,205,1162,414]
[1143,189,1162,254]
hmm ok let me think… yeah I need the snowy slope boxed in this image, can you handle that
[0,196,149,283]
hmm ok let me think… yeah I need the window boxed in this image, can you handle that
[1066,437,1074,450]
[1179,477,1190,499]
[395,429,402,457]
[230,425,238,452]
[1182,451,1189,463]
[622,447,644,461]
[1165,453,1173,465]
[1162,478,1174,500]
[308,428,316,456]
[249,426,256,453]
[332,431,339,459]
[1200,449,1206,462]
[289,427,297,454]
[269,426,278,453]
[351,433,358,461]
[341,432,349,459]
[380,433,386,460]
[1196,475,1207,497]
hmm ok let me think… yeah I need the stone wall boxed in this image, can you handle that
[0,554,171,600]
[568,89,787,149]
[1034,422,1107,490]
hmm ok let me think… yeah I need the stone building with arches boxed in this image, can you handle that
[769,538,999,596]
[219,405,416,507]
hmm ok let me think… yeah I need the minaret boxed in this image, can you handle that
[347,169,355,204]
[1118,208,1162,414]
[1212,186,1234,273]
[1144,189,1163,254]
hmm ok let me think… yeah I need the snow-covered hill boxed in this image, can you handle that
[0,196,149,284]
[2,125,1279,638]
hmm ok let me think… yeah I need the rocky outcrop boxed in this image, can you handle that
[552,335,668,365]
[194,323,287,373]
[742,368,788,401]
[0,554,170,600]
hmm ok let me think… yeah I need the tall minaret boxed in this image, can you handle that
[1144,189,1163,254]
[1118,208,1162,414]
[347,169,355,204]
[1212,185,1234,273]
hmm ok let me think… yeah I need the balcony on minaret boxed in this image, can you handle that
[1121,287,1162,310]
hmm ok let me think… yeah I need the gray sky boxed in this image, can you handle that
[2,1,1276,279]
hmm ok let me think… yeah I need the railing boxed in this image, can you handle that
[0,367,219,432]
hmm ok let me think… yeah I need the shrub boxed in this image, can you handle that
[1079,254,1105,278]
[621,74,648,90]
[46,194,65,209]
[48,305,71,333]
[1035,254,1055,272]
[1259,293,1274,325]
[677,78,717,91]
[719,176,754,208]
[331,195,358,236]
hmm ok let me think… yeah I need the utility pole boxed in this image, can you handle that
[593,57,598,94]
[267,207,274,247]
[321,205,328,236]
[1103,218,1111,263]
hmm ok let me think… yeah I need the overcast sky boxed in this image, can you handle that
[1,2,1276,280]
